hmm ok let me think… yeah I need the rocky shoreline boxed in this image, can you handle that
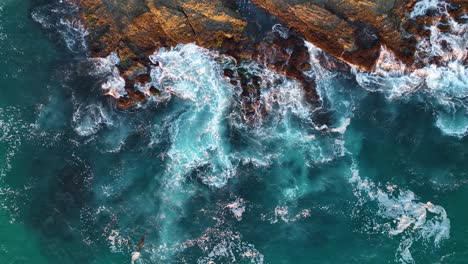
[71,0,466,109]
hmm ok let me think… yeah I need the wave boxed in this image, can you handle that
[410,0,448,18]
[72,103,114,136]
[92,52,127,99]
[144,42,353,189]
[148,43,236,188]
[354,0,468,138]
[136,44,237,258]
[0,107,35,223]
[306,41,363,134]
[79,42,356,261]
[32,3,464,260]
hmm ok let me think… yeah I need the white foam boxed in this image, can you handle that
[349,167,450,263]
[411,0,447,18]
[264,206,311,224]
[396,237,415,264]
[193,230,264,264]
[143,43,343,255]
[58,17,89,52]
[229,57,348,168]
[93,52,127,99]
[0,107,27,179]
[306,41,362,134]
[435,111,468,138]
[149,228,264,263]
[32,2,88,53]
[225,198,246,221]
[353,47,423,98]
[329,118,351,134]
[354,2,468,138]
[107,230,130,253]
[272,24,290,39]
[149,44,235,188]
[72,103,114,136]
[0,4,7,41]
[131,252,141,264]
[146,44,237,253]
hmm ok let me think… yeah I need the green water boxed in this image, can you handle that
[1,0,468,264]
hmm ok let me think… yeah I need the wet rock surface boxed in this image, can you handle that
[251,0,421,70]
[74,0,467,108]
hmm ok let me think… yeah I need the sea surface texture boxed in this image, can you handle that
[0,0,467,263]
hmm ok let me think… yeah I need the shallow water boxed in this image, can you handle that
[1,0,468,264]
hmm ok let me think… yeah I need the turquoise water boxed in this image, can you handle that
[1,0,468,263]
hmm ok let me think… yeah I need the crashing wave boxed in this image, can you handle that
[145,42,352,189]
[79,42,357,262]
[354,0,468,138]
[148,43,235,188]
[92,52,127,99]
[306,41,363,134]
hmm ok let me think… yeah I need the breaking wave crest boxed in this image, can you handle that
[354,0,468,138]
[73,42,358,262]
[92,52,127,99]
[148,44,235,188]
[71,36,458,261]
[27,0,466,259]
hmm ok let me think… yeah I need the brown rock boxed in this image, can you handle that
[250,0,422,70]
[79,0,247,63]
[75,0,467,109]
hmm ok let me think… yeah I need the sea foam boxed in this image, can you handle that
[32,1,88,53]
[350,165,450,264]
[354,0,468,138]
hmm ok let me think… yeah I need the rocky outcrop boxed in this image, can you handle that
[78,0,252,107]
[75,0,467,108]
[79,0,247,61]
[250,0,422,70]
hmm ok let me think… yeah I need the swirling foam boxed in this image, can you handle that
[149,44,235,188]
[349,166,450,264]
[82,42,356,261]
[93,52,127,99]
[32,1,88,53]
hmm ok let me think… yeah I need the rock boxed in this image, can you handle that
[255,31,320,102]
[223,68,235,78]
[78,0,249,108]
[79,0,247,62]
[75,0,467,109]
[250,0,423,70]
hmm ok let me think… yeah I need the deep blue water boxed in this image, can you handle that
[1,0,468,264]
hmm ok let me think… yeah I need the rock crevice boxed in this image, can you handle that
[74,0,466,108]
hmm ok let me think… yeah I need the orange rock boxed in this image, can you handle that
[77,0,466,109]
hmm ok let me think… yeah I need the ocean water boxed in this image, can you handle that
[1,0,468,263]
